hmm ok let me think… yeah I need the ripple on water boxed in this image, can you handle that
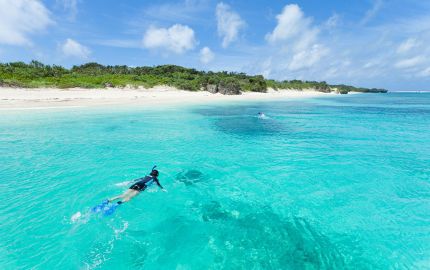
[2,94,430,269]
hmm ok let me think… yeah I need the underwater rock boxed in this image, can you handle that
[176,169,205,186]
[201,201,231,222]
[136,200,361,269]
[197,202,348,269]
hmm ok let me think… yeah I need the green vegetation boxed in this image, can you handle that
[0,61,388,94]
[266,79,332,93]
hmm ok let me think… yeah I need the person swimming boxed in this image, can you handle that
[257,112,267,119]
[109,166,167,205]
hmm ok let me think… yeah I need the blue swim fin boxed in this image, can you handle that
[91,199,109,213]
[102,202,121,216]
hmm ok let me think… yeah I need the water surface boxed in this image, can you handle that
[1,93,429,269]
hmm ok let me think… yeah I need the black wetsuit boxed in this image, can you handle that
[129,175,163,191]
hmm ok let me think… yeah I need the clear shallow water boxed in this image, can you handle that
[1,93,429,269]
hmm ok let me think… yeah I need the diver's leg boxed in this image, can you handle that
[122,190,140,202]
[108,195,122,202]
[109,189,133,202]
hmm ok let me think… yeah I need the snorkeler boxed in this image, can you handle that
[257,112,267,118]
[109,166,167,205]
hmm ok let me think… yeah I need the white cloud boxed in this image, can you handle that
[142,24,197,54]
[238,4,430,90]
[293,28,320,52]
[395,56,425,69]
[200,47,214,64]
[418,67,430,77]
[288,44,329,71]
[265,4,325,71]
[363,60,381,69]
[61,38,90,59]
[260,57,273,78]
[360,0,383,25]
[325,13,340,29]
[57,0,78,20]
[216,2,246,48]
[266,4,311,43]
[0,0,53,45]
[397,38,419,54]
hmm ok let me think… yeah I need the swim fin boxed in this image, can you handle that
[102,202,121,216]
[91,199,109,213]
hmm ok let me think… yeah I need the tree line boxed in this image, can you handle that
[0,61,388,94]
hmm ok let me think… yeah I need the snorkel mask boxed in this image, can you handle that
[150,165,159,177]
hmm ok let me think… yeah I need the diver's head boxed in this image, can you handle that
[150,169,159,177]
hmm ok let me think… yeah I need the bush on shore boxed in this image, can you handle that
[0,61,388,94]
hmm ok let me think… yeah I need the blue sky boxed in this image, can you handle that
[1,0,430,90]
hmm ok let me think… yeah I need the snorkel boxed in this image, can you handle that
[150,165,159,177]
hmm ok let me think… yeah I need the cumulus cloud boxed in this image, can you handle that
[238,4,430,90]
[266,4,311,44]
[265,4,326,71]
[61,38,90,59]
[288,44,329,71]
[216,2,245,48]
[142,24,197,54]
[0,0,53,45]
[200,46,215,64]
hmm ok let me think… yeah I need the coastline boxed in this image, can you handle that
[0,86,333,110]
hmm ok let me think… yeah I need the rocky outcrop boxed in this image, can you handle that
[206,84,218,93]
[0,80,21,88]
[205,82,241,95]
[211,78,242,95]
[218,80,241,95]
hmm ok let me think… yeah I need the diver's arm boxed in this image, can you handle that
[155,179,167,192]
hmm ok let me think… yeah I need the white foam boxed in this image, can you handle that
[114,221,129,238]
[70,211,82,223]
[114,180,133,187]
[83,221,129,269]
[0,106,84,111]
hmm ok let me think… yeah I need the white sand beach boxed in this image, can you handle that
[0,86,332,110]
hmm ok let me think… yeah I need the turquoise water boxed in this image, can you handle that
[1,93,430,269]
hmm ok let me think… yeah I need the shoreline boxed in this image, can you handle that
[0,86,333,110]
